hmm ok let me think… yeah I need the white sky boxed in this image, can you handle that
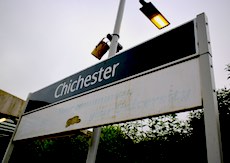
[0,0,229,100]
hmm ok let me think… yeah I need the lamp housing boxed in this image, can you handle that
[91,38,110,60]
[140,0,170,29]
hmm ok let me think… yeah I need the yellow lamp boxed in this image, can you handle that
[91,38,110,60]
[140,0,170,29]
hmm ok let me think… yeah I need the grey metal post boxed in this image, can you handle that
[86,1,126,163]
[108,0,126,58]
[196,13,223,163]
[2,93,32,163]
[85,127,102,163]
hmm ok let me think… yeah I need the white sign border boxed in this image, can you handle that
[14,58,202,141]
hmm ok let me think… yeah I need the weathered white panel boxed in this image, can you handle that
[14,58,202,141]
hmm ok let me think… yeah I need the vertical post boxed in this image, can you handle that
[86,127,102,163]
[196,13,223,163]
[86,1,126,163]
[108,0,126,58]
[2,93,32,163]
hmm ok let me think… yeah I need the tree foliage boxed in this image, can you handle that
[9,131,90,163]
[96,125,134,163]
[225,63,230,79]
[216,64,230,163]
[115,113,207,163]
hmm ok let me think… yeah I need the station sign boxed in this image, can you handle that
[26,21,196,113]
[13,19,201,141]
[14,58,202,140]
[9,13,224,163]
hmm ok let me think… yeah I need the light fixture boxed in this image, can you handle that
[139,0,170,29]
[91,34,123,60]
[91,37,110,60]
[0,118,7,123]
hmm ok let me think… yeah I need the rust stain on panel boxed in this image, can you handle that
[66,115,81,128]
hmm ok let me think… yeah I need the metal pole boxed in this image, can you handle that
[108,0,126,58]
[86,0,126,162]
[196,13,223,163]
[2,93,32,163]
[85,127,102,163]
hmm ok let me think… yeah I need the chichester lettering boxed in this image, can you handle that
[54,63,120,98]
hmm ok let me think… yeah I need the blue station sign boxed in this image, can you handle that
[26,20,196,113]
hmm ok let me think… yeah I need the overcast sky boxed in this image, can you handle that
[0,0,230,100]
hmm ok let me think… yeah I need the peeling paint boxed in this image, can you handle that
[66,115,81,128]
